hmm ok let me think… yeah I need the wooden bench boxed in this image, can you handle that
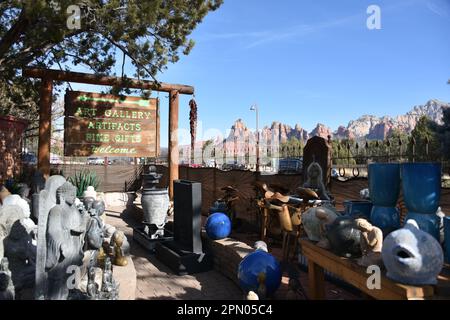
[299,239,435,300]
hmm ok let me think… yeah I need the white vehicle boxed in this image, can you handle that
[87,157,104,165]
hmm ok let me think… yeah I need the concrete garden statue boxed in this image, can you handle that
[354,218,383,267]
[302,206,339,242]
[45,182,86,300]
[303,162,331,201]
[315,208,337,249]
[382,219,444,285]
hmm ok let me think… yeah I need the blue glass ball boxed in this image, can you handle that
[238,250,282,296]
[205,212,232,240]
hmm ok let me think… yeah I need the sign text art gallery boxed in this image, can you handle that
[64,91,160,157]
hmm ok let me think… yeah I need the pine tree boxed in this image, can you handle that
[0,0,223,124]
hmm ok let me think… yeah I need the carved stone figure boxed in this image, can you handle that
[3,220,36,290]
[302,206,339,242]
[0,205,36,292]
[315,208,337,249]
[303,162,330,201]
[354,218,383,267]
[86,267,99,300]
[34,175,67,300]
[1,194,30,217]
[382,219,444,285]
[83,199,105,251]
[99,257,119,300]
[111,231,128,267]
[0,257,14,300]
[83,186,97,200]
[45,182,86,300]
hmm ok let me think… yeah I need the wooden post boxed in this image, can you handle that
[308,260,325,300]
[37,78,53,178]
[168,90,179,199]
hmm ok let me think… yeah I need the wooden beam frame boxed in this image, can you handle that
[24,68,193,199]
[23,68,194,94]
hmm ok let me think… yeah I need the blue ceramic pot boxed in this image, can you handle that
[368,163,401,206]
[343,200,373,220]
[444,217,450,263]
[404,212,440,241]
[370,205,400,236]
[401,162,441,214]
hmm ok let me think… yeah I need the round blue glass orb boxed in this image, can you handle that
[205,212,232,240]
[238,250,282,296]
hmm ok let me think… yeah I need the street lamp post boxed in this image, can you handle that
[250,104,260,173]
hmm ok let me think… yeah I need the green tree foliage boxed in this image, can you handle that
[331,139,356,165]
[436,107,450,161]
[0,0,223,124]
[280,137,303,158]
[408,116,441,161]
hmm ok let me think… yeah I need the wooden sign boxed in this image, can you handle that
[64,91,160,157]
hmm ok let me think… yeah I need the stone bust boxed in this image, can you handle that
[303,162,330,201]
[355,218,383,267]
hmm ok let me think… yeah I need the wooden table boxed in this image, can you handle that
[300,239,435,300]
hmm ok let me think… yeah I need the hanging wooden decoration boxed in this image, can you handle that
[189,97,198,164]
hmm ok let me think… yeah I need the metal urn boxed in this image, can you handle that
[141,166,169,239]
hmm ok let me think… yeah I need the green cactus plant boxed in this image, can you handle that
[68,169,100,198]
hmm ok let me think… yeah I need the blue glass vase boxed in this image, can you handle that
[368,163,401,235]
[444,217,450,264]
[402,162,441,240]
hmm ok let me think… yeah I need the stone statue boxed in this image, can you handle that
[83,186,97,200]
[302,206,339,242]
[99,257,119,300]
[111,231,128,267]
[34,175,67,300]
[382,219,444,285]
[84,199,105,251]
[354,218,383,267]
[3,220,36,291]
[315,208,337,249]
[303,162,330,201]
[45,182,86,300]
[86,267,99,300]
[0,257,14,300]
[0,205,36,293]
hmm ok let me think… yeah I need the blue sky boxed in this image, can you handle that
[69,0,450,148]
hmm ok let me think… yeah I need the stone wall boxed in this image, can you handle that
[203,232,253,287]
[0,116,28,182]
